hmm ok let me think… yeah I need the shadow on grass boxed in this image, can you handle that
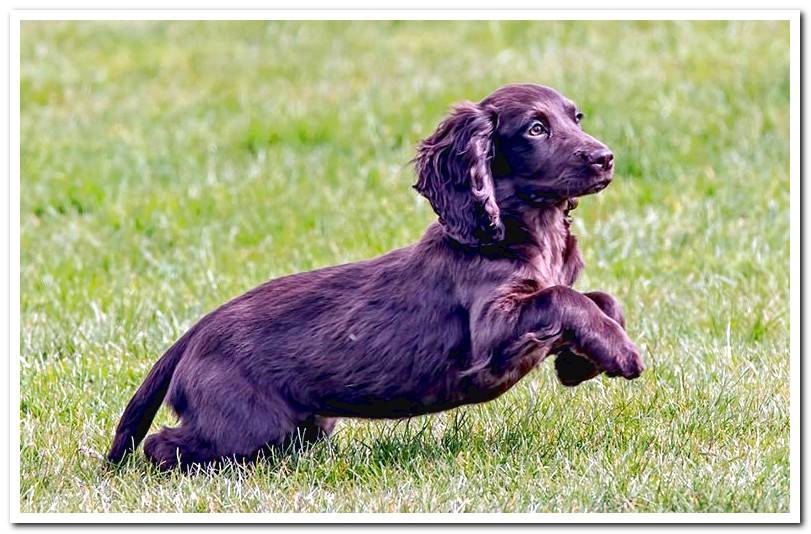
[101,407,558,483]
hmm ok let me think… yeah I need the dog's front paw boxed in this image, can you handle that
[603,338,644,380]
[554,348,600,387]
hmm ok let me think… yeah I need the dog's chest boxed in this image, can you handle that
[489,226,583,319]
[529,251,566,287]
[526,219,583,288]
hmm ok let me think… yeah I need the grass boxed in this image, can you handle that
[19,20,790,514]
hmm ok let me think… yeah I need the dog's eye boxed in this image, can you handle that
[527,121,548,137]
[575,112,584,124]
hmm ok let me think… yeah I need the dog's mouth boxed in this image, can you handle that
[573,165,614,196]
[580,177,612,195]
[517,169,613,206]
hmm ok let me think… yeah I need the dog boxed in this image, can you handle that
[107,83,644,471]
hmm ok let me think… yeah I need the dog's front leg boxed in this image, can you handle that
[554,290,628,386]
[583,291,626,328]
[465,285,643,398]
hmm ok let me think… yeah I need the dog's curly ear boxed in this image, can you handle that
[413,102,503,246]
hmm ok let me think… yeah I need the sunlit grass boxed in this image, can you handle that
[20,19,789,513]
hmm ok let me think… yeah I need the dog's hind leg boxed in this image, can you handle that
[283,416,337,452]
[143,355,301,470]
[143,424,214,471]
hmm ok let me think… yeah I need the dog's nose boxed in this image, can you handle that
[589,149,614,171]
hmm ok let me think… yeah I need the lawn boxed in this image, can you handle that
[19,20,790,514]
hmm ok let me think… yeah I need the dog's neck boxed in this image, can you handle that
[436,192,584,286]
[493,197,583,286]
[562,197,579,222]
[491,178,576,252]
[500,198,570,245]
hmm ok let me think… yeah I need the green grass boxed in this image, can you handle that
[19,20,790,514]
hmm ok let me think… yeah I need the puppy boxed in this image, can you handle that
[107,83,643,470]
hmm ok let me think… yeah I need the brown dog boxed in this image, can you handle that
[107,83,643,471]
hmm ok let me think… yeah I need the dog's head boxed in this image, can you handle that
[414,84,614,245]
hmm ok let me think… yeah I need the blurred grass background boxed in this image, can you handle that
[20,20,789,513]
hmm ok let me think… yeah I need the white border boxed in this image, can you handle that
[8,511,802,524]
[788,8,800,525]
[8,9,802,20]
[10,6,21,528]
[10,9,800,524]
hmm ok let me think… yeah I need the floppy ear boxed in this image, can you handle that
[413,102,504,246]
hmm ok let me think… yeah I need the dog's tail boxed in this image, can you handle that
[106,328,194,465]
